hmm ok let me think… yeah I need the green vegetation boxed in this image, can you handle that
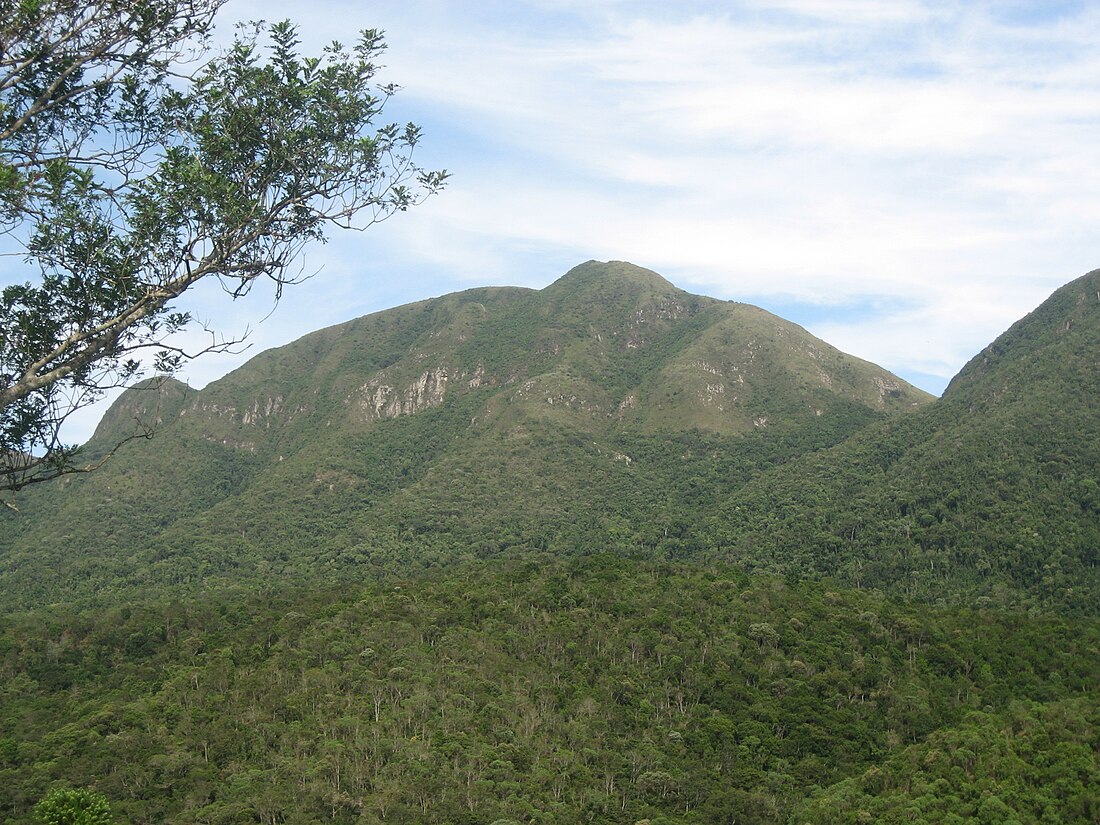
[1,558,1096,823]
[793,698,1099,824]
[714,269,1100,614]
[2,262,1099,821]
[33,788,113,825]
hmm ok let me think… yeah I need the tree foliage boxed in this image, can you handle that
[33,787,112,825]
[0,0,447,489]
[0,558,1096,823]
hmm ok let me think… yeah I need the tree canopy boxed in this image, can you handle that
[33,787,112,825]
[1,557,1096,823]
[0,0,447,490]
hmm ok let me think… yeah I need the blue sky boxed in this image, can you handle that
[48,1,1100,439]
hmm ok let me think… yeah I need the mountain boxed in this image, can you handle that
[716,268,1100,613]
[0,260,931,609]
[4,262,1098,613]
[1,262,1097,825]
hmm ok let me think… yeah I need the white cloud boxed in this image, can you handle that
[759,0,935,25]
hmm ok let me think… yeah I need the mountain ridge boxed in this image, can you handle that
[84,260,931,449]
[1,260,931,609]
[6,261,1099,612]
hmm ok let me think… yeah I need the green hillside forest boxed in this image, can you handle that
[1,261,1098,823]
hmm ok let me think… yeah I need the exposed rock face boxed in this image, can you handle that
[626,300,690,348]
[871,376,905,406]
[242,396,284,426]
[467,365,487,388]
[360,367,450,420]
[188,400,237,418]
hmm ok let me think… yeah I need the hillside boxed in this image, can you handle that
[0,261,931,610]
[714,268,1100,613]
[0,558,1095,824]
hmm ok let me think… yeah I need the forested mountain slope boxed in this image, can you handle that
[0,261,930,610]
[1,558,1095,824]
[713,268,1100,613]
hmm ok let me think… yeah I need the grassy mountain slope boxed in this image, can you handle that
[715,269,1100,613]
[0,261,930,609]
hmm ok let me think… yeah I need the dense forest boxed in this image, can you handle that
[2,263,1099,822]
[2,558,1097,824]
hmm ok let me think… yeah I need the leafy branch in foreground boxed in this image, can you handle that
[0,2,447,490]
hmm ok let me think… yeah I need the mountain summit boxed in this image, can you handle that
[546,259,681,295]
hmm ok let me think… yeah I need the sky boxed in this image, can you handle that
[33,1,1100,440]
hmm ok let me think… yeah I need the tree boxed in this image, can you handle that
[34,787,113,825]
[0,0,447,491]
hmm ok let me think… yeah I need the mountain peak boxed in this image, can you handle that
[88,375,195,449]
[547,260,680,295]
[944,267,1100,404]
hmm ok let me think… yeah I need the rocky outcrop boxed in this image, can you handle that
[360,367,450,420]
